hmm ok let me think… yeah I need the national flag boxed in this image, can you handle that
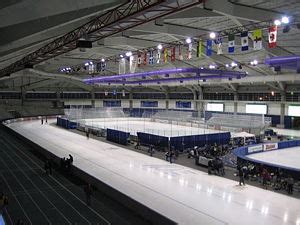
[187,43,192,59]
[197,40,203,58]
[268,26,277,48]
[171,47,176,62]
[253,29,262,50]
[156,50,161,64]
[206,39,213,56]
[143,51,147,65]
[228,34,235,53]
[163,48,168,63]
[241,31,249,51]
[137,54,142,67]
[149,50,154,64]
[178,45,183,60]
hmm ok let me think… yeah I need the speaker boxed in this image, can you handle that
[76,40,92,48]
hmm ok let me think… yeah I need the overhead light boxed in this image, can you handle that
[125,51,132,57]
[274,19,281,26]
[157,44,163,50]
[209,32,216,39]
[231,62,237,67]
[89,61,93,65]
[209,65,216,69]
[281,16,289,24]
[101,58,105,62]
[84,62,89,66]
[120,54,124,58]
[271,91,275,96]
[225,64,229,68]
[200,67,204,69]
[251,59,258,66]
[185,37,192,44]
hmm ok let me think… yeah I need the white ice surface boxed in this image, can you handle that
[6,120,300,225]
[82,118,224,137]
[248,146,300,170]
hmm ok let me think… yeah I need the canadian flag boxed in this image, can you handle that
[268,26,277,48]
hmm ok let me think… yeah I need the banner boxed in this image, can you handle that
[197,40,203,57]
[206,39,213,56]
[228,34,235,53]
[268,26,277,48]
[178,45,183,60]
[253,29,262,50]
[241,31,249,51]
[248,144,263,154]
[263,143,278,151]
[171,47,176,62]
[149,50,154,64]
[137,54,142,67]
[119,58,126,74]
[163,48,168,63]
[186,43,192,59]
[156,50,161,64]
[143,51,147,65]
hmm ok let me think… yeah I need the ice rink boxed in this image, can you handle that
[248,146,300,170]
[82,118,224,137]
[5,119,300,225]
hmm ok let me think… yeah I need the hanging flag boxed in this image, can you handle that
[171,47,176,62]
[156,50,161,64]
[253,29,262,50]
[149,50,154,64]
[137,53,142,67]
[178,45,183,60]
[206,39,213,56]
[129,56,134,73]
[186,43,192,59]
[197,40,203,58]
[119,58,126,74]
[214,35,222,55]
[241,31,249,51]
[143,51,147,65]
[268,26,277,48]
[228,34,235,53]
[100,62,106,71]
[163,48,168,63]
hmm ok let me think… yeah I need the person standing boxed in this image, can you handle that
[41,118,44,125]
[238,166,245,186]
[84,184,93,206]
[169,150,174,164]
[287,175,294,195]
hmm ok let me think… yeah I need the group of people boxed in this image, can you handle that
[188,143,232,159]
[237,163,296,194]
[41,116,48,125]
[60,154,73,173]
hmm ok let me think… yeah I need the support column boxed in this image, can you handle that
[165,91,169,110]
[197,87,204,117]
[234,92,238,115]
[90,90,95,108]
[56,90,61,108]
[21,87,26,106]
[280,91,286,128]
[129,91,133,110]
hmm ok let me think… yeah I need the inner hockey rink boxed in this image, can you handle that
[6,119,300,225]
[81,118,224,137]
[247,146,300,170]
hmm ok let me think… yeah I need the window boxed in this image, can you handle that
[176,101,191,108]
[141,101,158,107]
[207,103,224,112]
[288,105,300,117]
[246,104,267,114]
[103,100,121,107]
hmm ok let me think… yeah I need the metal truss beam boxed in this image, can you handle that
[0,0,202,77]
